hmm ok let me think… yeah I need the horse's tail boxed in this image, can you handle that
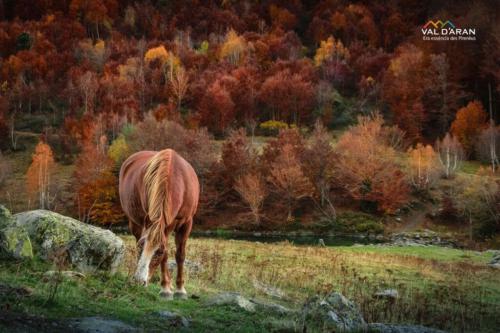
[143,149,173,247]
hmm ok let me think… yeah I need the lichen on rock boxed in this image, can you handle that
[13,209,125,273]
[0,205,33,260]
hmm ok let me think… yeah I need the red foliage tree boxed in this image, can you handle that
[259,69,315,125]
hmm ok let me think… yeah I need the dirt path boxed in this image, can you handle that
[395,202,434,232]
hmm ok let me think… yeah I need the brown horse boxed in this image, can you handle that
[119,148,199,299]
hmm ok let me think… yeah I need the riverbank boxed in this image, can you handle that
[1,236,498,332]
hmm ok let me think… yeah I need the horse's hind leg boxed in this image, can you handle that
[174,218,192,299]
[159,251,173,299]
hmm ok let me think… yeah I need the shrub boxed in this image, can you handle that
[128,113,217,182]
[259,120,290,136]
[337,211,383,234]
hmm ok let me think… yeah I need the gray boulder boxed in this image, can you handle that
[389,230,459,248]
[488,251,500,269]
[69,317,137,333]
[14,210,124,273]
[0,205,33,259]
[206,292,257,312]
[368,323,448,333]
[374,289,399,300]
[155,310,190,328]
[206,292,293,316]
[300,292,366,332]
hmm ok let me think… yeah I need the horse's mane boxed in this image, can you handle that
[143,149,173,247]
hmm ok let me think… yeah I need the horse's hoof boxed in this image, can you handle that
[159,291,174,300]
[174,291,188,300]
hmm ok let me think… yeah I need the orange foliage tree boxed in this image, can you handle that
[26,140,55,209]
[382,44,427,141]
[73,135,123,224]
[334,115,409,213]
[235,172,266,225]
[450,100,488,156]
[268,144,314,222]
[303,121,336,216]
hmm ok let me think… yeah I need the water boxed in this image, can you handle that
[191,232,384,247]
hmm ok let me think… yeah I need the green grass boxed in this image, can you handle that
[1,237,499,332]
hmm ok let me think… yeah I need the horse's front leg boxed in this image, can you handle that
[159,251,173,299]
[174,219,192,299]
[148,246,165,282]
[134,235,160,286]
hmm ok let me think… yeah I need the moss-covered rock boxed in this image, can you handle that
[300,292,367,332]
[0,205,33,260]
[14,210,124,273]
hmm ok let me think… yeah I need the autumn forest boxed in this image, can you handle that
[0,0,499,243]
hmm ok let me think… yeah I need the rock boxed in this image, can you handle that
[0,205,33,260]
[43,270,86,280]
[374,289,399,300]
[300,292,366,332]
[368,323,448,333]
[485,250,500,268]
[167,259,203,273]
[13,210,124,273]
[70,317,137,333]
[155,310,190,327]
[206,292,293,316]
[206,292,256,312]
[251,298,294,316]
[389,230,459,248]
[253,279,287,299]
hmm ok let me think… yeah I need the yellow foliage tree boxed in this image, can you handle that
[108,134,130,166]
[314,36,349,67]
[220,29,246,65]
[407,143,439,190]
[144,45,169,64]
[145,45,181,82]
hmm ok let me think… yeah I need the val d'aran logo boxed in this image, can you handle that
[421,20,476,41]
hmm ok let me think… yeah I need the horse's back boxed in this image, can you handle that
[119,149,200,231]
[169,151,200,220]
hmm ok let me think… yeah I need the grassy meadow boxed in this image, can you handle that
[1,236,499,332]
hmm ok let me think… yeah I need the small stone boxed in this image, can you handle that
[43,270,86,280]
[374,289,399,300]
